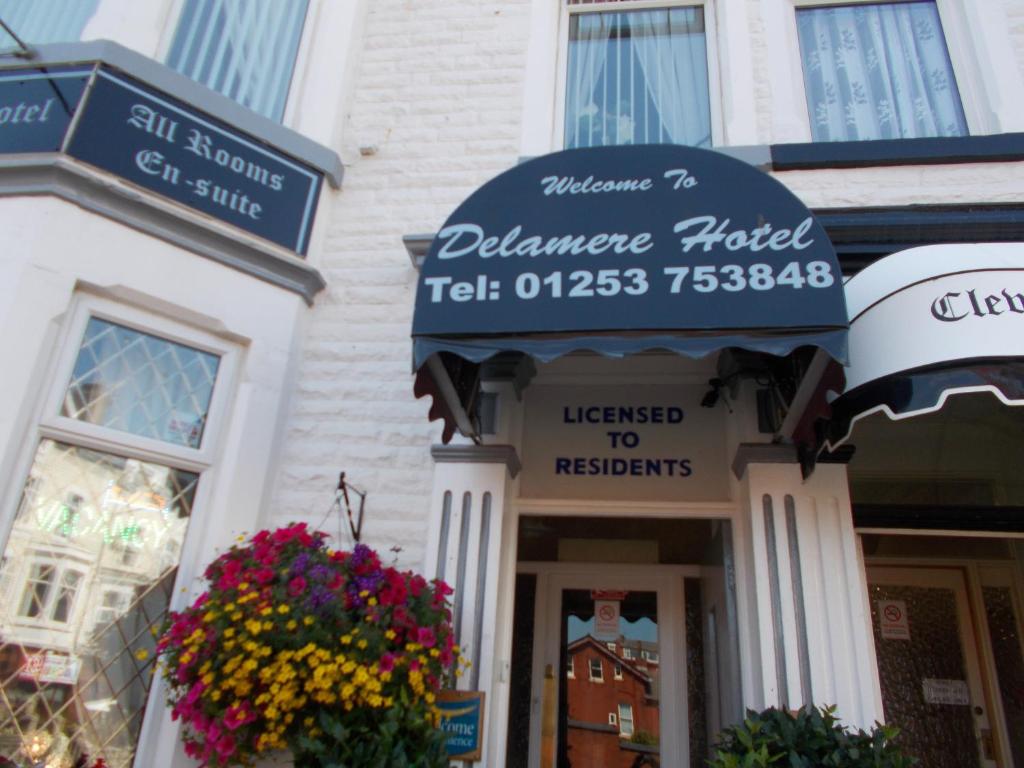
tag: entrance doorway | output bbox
[867,564,1024,768]
[528,567,690,768]
[505,515,739,768]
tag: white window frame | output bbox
[618,702,635,736]
[608,712,618,726]
[36,294,238,474]
[0,291,240,765]
[613,661,623,680]
[552,0,724,151]
[784,0,1015,140]
[93,584,136,630]
[16,557,87,627]
[589,656,604,682]
[566,655,575,678]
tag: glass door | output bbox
[867,567,996,768]
[529,569,687,768]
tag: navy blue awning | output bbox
[411,145,849,443]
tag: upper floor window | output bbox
[564,1,711,149]
[589,656,604,681]
[166,0,309,122]
[0,0,98,48]
[796,1,967,142]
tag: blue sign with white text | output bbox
[0,68,90,154]
[438,691,484,759]
[66,68,321,253]
[413,145,846,338]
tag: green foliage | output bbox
[293,693,449,768]
[629,730,659,746]
[707,705,916,768]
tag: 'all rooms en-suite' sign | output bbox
[520,385,728,502]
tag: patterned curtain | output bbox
[797,1,967,142]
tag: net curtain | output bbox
[797,1,968,142]
[565,7,711,148]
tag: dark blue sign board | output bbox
[0,64,321,254]
[67,69,321,253]
[438,690,484,760]
[0,68,90,153]
[413,145,847,350]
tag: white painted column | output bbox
[732,447,883,729]
[425,443,519,767]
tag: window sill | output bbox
[768,132,1024,172]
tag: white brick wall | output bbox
[271,1,532,571]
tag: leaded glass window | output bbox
[0,440,198,768]
[62,318,220,449]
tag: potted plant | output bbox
[708,705,916,768]
[158,523,459,767]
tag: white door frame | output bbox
[867,565,996,768]
[518,562,700,768]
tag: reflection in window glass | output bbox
[796,1,967,141]
[565,6,710,148]
[618,702,634,736]
[0,439,197,768]
[62,318,220,449]
[0,0,98,47]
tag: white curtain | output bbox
[565,7,710,148]
[0,0,98,46]
[797,2,967,142]
[631,9,710,147]
[565,12,612,148]
[167,0,308,122]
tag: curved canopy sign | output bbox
[411,145,848,440]
[414,145,846,362]
[825,243,1024,451]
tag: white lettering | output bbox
[435,222,653,260]
[540,174,653,196]
[673,215,815,253]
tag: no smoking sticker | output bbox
[594,599,620,641]
[878,599,910,640]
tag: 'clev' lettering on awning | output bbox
[824,243,1024,452]
[411,145,849,442]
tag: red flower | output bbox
[288,576,307,596]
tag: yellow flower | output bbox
[277,604,290,614]
[286,620,297,631]
[135,649,150,661]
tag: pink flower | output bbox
[288,576,307,596]
[416,626,437,648]
[224,702,256,731]
[214,731,237,760]
[380,653,396,673]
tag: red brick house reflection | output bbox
[564,635,660,767]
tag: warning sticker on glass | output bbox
[878,599,910,640]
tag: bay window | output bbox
[0,296,233,768]
[564,0,712,148]
[795,1,968,141]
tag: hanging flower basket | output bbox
[158,523,458,767]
